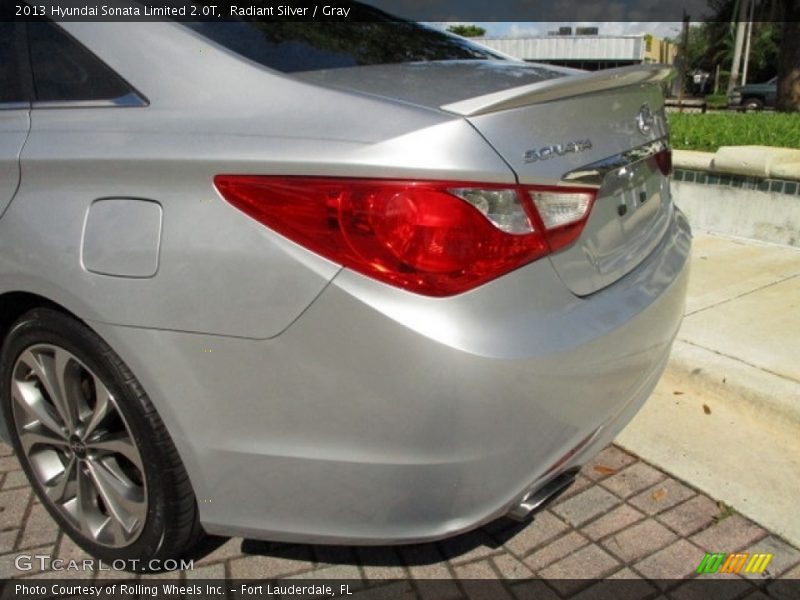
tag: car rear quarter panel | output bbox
[87,209,691,543]
[0,22,516,339]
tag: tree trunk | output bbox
[776,3,800,112]
[727,0,750,96]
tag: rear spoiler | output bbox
[440,64,676,117]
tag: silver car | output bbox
[0,7,690,566]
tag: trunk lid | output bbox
[297,61,675,296]
[457,66,674,296]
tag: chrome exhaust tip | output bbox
[507,469,579,522]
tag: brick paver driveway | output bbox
[1,442,798,596]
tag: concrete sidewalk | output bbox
[617,232,800,547]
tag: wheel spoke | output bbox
[99,515,127,546]
[98,454,138,485]
[75,465,97,538]
[52,348,78,431]
[85,458,145,534]
[19,349,75,432]
[44,456,76,504]
[11,378,67,438]
[88,433,142,469]
[82,376,113,439]
[19,427,69,455]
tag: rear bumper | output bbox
[91,208,691,544]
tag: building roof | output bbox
[476,35,647,62]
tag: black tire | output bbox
[0,308,203,570]
[743,98,764,112]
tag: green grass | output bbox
[704,94,728,109]
[713,501,736,523]
[668,112,800,152]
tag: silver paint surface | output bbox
[0,19,690,543]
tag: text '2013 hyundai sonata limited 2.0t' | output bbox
[0,3,690,566]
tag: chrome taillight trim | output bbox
[562,138,670,186]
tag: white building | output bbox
[476,34,676,71]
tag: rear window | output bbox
[184,7,503,73]
[0,23,26,103]
[27,21,136,103]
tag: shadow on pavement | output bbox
[217,517,530,567]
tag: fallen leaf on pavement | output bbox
[593,465,617,476]
[651,488,667,502]
[703,404,711,415]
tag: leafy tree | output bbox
[676,0,783,94]
[446,24,487,37]
[682,24,712,72]
[747,21,780,79]
[695,0,795,110]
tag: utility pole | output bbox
[727,0,751,95]
[742,0,755,86]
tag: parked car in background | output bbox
[0,4,690,568]
[729,76,777,111]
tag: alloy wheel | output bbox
[10,344,147,548]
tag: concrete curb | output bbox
[672,147,800,247]
[673,150,714,171]
[618,234,800,549]
[616,362,800,548]
[674,147,800,181]
[619,336,800,548]
[665,339,800,429]
[673,181,800,247]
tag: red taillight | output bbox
[655,149,673,177]
[214,176,597,296]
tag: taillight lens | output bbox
[530,190,595,252]
[655,149,673,177]
[449,188,534,234]
[214,176,597,296]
